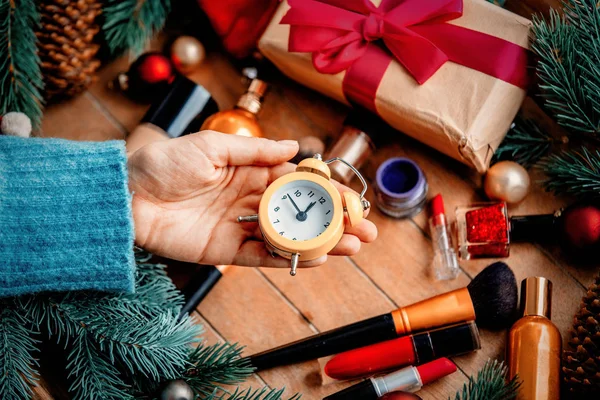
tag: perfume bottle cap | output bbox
[237,79,268,114]
[520,277,552,319]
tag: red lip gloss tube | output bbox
[323,358,457,400]
[325,321,480,381]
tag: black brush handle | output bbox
[178,266,222,319]
[248,313,397,371]
[323,380,378,400]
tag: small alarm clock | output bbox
[238,154,370,276]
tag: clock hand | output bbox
[286,193,302,214]
[303,201,317,214]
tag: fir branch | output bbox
[0,303,40,400]
[185,342,255,397]
[531,2,600,136]
[451,359,520,400]
[66,329,133,400]
[539,146,600,197]
[102,0,171,57]
[0,0,43,126]
[494,116,556,168]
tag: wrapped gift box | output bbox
[258,0,531,172]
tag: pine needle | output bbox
[451,359,520,400]
[539,146,600,197]
[66,330,133,400]
[185,342,255,397]
[3,249,291,399]
[102,0,171,57]
[494,115,555,168]
[0,303,40,400]
[0,0,44,126]
[531,1,600,136]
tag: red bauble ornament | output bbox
[134,53,174,84]
[561,203,600,257]
[124,52,175,102]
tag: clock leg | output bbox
[237,214,258,223]
[290,253,299,276]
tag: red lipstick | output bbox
[429,194,459,280]
[325,321,480,380]
[323,358,457,400]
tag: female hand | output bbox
[128,131,377,269]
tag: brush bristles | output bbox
[467,262,518,330]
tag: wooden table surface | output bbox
[36,1,594,399]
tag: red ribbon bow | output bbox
[281,0,529,112]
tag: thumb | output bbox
[191,131,299,167]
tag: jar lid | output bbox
[374,157,428,218]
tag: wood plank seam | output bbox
[254,267,320,334]
[532,244,589,291]
[193,310,271,389]
[84,92,128,137]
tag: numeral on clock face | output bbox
[318,197,326,205]
[308,191,315,198]
[294,189,301,197]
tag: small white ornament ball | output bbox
[1,112,32,138]
[484,161,531,204]
[171,36,206,75]
[161,380,193,400]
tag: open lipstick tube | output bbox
[325,321,480,380]
[323,358,457,400]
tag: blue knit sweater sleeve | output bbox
[0,136,135,298]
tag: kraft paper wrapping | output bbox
[258,0,531,172]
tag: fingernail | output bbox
[278,140,298,147]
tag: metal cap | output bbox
[237,79,268,114]
[248,79,268,97]
[520,277,552,319]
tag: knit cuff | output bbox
[0,136,135,298]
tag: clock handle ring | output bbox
[325,157,369,209]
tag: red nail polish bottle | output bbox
[456,203,511,259]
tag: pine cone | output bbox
[563,275,600,397]
[37,0,102,100]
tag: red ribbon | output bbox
[281,0,529,112]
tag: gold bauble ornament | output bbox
[170,36,205,75]
[484,161,531,204]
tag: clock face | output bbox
[267,180,334,241]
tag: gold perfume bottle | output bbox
[201,79,267,138]
[508,277,561,400]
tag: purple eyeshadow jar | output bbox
[374,157,428,218]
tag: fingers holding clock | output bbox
[193,131,299,167]
[329,220,378,256]
[344,218,377,243]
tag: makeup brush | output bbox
[246,262,517,371]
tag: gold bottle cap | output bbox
[237,79,268,115]
[520,277,552,319]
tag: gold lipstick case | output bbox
[508,277,561,400]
